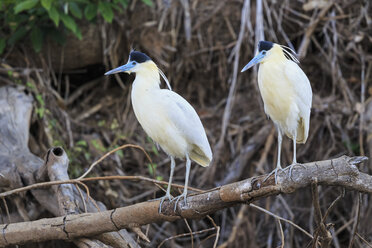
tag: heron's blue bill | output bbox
[104,62,135,75]
[241,51,266,72]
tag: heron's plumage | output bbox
[130,60,212,167]
[105,51,212,211]
[284,60,312,143]
[257,44,312,143]
[241,40,312,183]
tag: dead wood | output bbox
[0,155,369,246]
[45,147,111,248]
[0,86,139,248]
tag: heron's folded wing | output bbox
[284,60,312,110]
[159,90,212,165]
[284,60,313,142]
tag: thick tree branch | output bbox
[0,155,369,246]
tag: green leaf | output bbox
[141,0,153,7]
[48,6,59,26]
[74,26,82,40]
[73,0,89,3]
[26,81,35,89]
[76,140,88,147]
[147,163,157,176]
[36,94,45,106]
[8,27,28,44]
[36,108,45,118]
[98,120,106,127]
[31,27,43,52]
[98,1,114,23]
[60,13,77,33]
[41,0,53,10]
[84,4,97,21]
[14,0,39,14]
[0,38,5,55]
[69,2,82,19]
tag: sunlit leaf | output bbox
[98,1,114,23]
[48,6,59,26]
[69,2,82,19]
[76,140,87,147]
[74,26,82,40]
[141,0,153,7]
[41,0,53,10]
[84,4,97,21]
[14,0,39,14]
[60,13,77,33]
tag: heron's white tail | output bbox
[189,144,212,167]
[296,117,308,144]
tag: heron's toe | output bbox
[173,193,188,211]
[158,194,173,214]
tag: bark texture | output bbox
[0,155,369,246]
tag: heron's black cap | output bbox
[258,41,273,52]
[129,51,151,63]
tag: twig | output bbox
[249,204,314,240]
[311,180,332,248]
[348,193,361,248]
[276,218,284,248]
[157,227,216,248]
[0,175,203,199]
[208,0,251,180]
[356,233,372,248]
[1,198,10,224]
[77,144,153,179]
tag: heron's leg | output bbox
[264,128,282,183]
[166,156,176,199]
[173,154,191,211]
[158,156,175,213]
[285,132,306,179]
[292,132,297,164]
[274,128,283,183]
[288,133,297,178]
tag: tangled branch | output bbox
[0,155,369,246]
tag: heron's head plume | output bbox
[241,41,299,72]
[104,51,172,90]
[104,51,153,75]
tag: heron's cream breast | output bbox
[258,62,295,124]
[131,91,187,158]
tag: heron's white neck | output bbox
[132,61,160,92]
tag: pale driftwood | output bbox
[45,147,110,248]
[0,86,138,248]
[0,155,369,246]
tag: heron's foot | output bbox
[157,193,173,214]
[284,163,306,180]
[263,167,283,184]
[172,192,188,211]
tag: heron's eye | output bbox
[262,51,267,55]
[132,61,136,65]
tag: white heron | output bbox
[241,41,312,183]
[105,51,212,212]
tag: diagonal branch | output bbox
[0,156,369,246]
